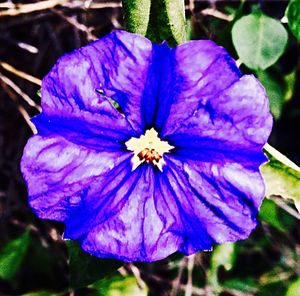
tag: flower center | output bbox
[125,128,174,171]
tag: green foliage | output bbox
[146,0,186,46]
[210,243,236,272]
[261,144,300,210]
[222,278,258,294]
[66,240,123,289]
[286,278,300,296]
[0,230,30,280]
[232,12,288,70]
[91,275,148,296]
[284,71,296,102]
[21,292,57,296]
[259,199,287,232]
[122,0,151,36]
[256,70,287,119]
[122,0,186,46]
[286,0,300,41]
[208,243,236,292]
[256,68,295,120]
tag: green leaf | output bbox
[122,0,151,36]
[286,278,300,296]
[285,0,300,41]
[211,243,236,272]
[208,243,236,292]
[232,12,288,70]
[0,230,30,280]
[259,199,286,232]
[91,275,148,296]
[256,70,287,119]
[146,0,186,46]
[21,292,57,296]
[66,240,123,289]
[261,144,300,211]
[284,71,296,102]
[222,278,258,294]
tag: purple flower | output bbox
[21,30,272,262]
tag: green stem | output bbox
[122,0,151,36]
[122,0,186,46]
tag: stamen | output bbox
[125,128,174,171]
[137,148,162,162]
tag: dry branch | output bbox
[0,0,68,17]
[200,8,233,22]
[0,74,38,134]
[52,8,97,41]
[0,72,41,112]
[0,61,42,86]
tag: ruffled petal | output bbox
[155,40,241,132]
[163,75,272,160]
[32,111,133,152]
[162,155,264,253]
[21,134,131,221]
[64,165,180,262]
[157,41,272,161]
[66,163,198,262]
[70,149,265,261]
[41,30,155,134]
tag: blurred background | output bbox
[0,0,299,295]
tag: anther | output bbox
[125,128,174,171]
[137,148,162,163]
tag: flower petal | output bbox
[64,165,181,262]
[66,163,206,262]
[69,151,264,261]
[155,40,241,132]
[21,134,131,221]
[163,75,273,163]
[163,155,264,252]
[41,30,155,134]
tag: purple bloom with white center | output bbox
[21,30,273,262]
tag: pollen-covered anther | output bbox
[125,128,174,171]
[137,148,162,163]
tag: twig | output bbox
[0,36,39,54]
[179,284,206,296]
[171,257,186,296]
[0,61,42,86]
[52,8,97,41]
[264,143,300,172]
[88,2,122,10]
[118,266,128,276]
[188,0,195,14]
[0,72,41,112]
[185,254,195,296]
[111,14,122,29]
[200,8,233,22]
[281,16,288,24]
[17,42,39,54]
[0,2,15,9]
[129,264,146,290]
[0,0,68,17]
[0,77,37,134]
[39,0,122,10]
[236,59,242,68]
[222,288,254,296]
[271,196,300,220]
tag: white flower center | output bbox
[125,128,174,171]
